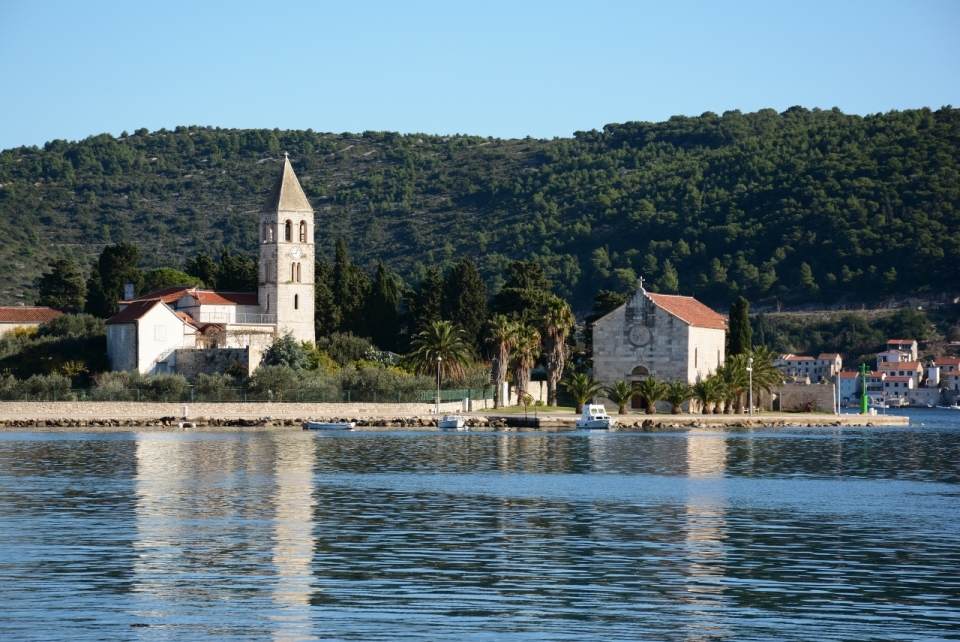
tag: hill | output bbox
[1,106,957,310]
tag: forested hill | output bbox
[1,106,957,310]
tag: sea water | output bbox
[1,409,958,640]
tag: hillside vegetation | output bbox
[1,106,957,309]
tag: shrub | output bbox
[317,332,373,366]
[194,373,239,402]
[248,364,299,400]
[260,333,310,371]
[37,314,106,339]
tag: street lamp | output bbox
[436,356,442,415]
[747,357,754,417]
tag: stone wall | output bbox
[774,384,837,412]
[175,348,250,379]
[0,400,464,418]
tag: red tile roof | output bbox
[0,307,64,324]
[887,339,917,344]
[645,293,727,330]
[837,372,860,378]
[935,358,960,366]
[124,287,258,307]
[818,353,841,359]
[787,356,816,361]
[106,300,163,324]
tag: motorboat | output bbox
[177,421,196,429]
[576,404,616,430]
[303,420,355,431]
[950,404,960,410]
[438,414,467,430]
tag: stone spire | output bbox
[259,153,313,213]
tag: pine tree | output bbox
[217,249,257,291]
[362,261,399,351]
[402,267,444,338]
[36,259,87,309]
[184,252,220,289]
[83,243,142,318]
[728,296,753,356]
[441,258,488,350]
[331,238,370,335]
[490,261,553,320]
[314,260,339,340]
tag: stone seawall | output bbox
[0,401,465,421]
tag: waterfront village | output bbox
[0,158,955,415]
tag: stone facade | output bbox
[0,401,464,418]
[174,348,251,379]
[592,285,727,409]
[774,384,837,412]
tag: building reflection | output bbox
[268,436,316,641]
[682,428,731,637]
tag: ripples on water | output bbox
[1,410,958,640]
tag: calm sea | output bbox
[1,409,958,640]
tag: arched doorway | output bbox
[630,365,650,409]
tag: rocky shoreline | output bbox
[0,413,909,430]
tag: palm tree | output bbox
[693,377,714,414]
[410,320,474,380]
[666,380,694,414]
[747,346,785,411]
[605,380,637,415]
[717,354,749,413]
[486,315,518,408]
[542,297,575,407]
[509,323,541,405]
[562,372,606,413]
[636,377,668,414]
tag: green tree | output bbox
[314,260,339,340]
[141,267,204,294]
[362,261,400,351]
[561,372,606,413]
[84,243,142,318]
[409,320,474,380]
[332,238,370,334]
[216,249,257,291]
[728,296,753,356]
[799,262,819,297]
[636,377,668,414]
[441,258,488,350]
[485,314,518,408]
[402,267,444,343]
[509,323,541,405]
[657,259,679,293]
[260,333,310,371]
[184,252,220,289]
[36,259,87,309]
[316,332,373,366]
[604,380,637,414]
[665,380,694,414]
[490,261,553,320]
[542,296,574,406]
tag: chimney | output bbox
[124,283,134,300]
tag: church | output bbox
[105,155,315,374]
[591,281,727,409]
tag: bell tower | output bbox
[258,153,315,343]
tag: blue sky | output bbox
[1,0,958,150]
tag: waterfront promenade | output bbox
[0,401,908,428]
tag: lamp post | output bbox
[747,357,754,417]
[436,356,442,415]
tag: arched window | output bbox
[269,223,275,242]
[262,221,267,243]
[284,220,292,242]
[294,294,299,310]
[266,293,270,312]
[299,221,307,243]
[291,263,296,282]
[718,350,721,367]
[296,262,301,282]
[695,348,698,368]
[631,366,650,376]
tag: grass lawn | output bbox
[488,405,576,414]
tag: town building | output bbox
[0,307,63,334]
[882,376,914,403]
[592,282,727,410]
[836,371,860,404]
[886,339,918,361]
[864,373,886,405]
[934,357,960,374]
[105,155,316,374]
[877,361,924,387]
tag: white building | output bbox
[105,155,317,374]
[885,339,918,361]
[592,282,727,410]
[836,371,860,404]
[877,361,923,387]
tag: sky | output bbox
[1,0,958,150]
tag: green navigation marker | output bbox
[859,362,873,414]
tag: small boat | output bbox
[303,420,355,431]
[576,404,616,430]
[178,421,196,429]
[438,414,466,430]
[950,404,960,411]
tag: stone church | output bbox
[106,155,316,374]
[592,282,727,409]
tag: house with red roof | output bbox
[592,281,727,410]
[0,307,63,334]
[105,156,317,374]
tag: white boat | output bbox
[303,420,355,431]
[177,421,196,429]
[950,404,960,410]
[576,404,616,430]
[438,415,466,430]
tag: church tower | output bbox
[258,154,315,344]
